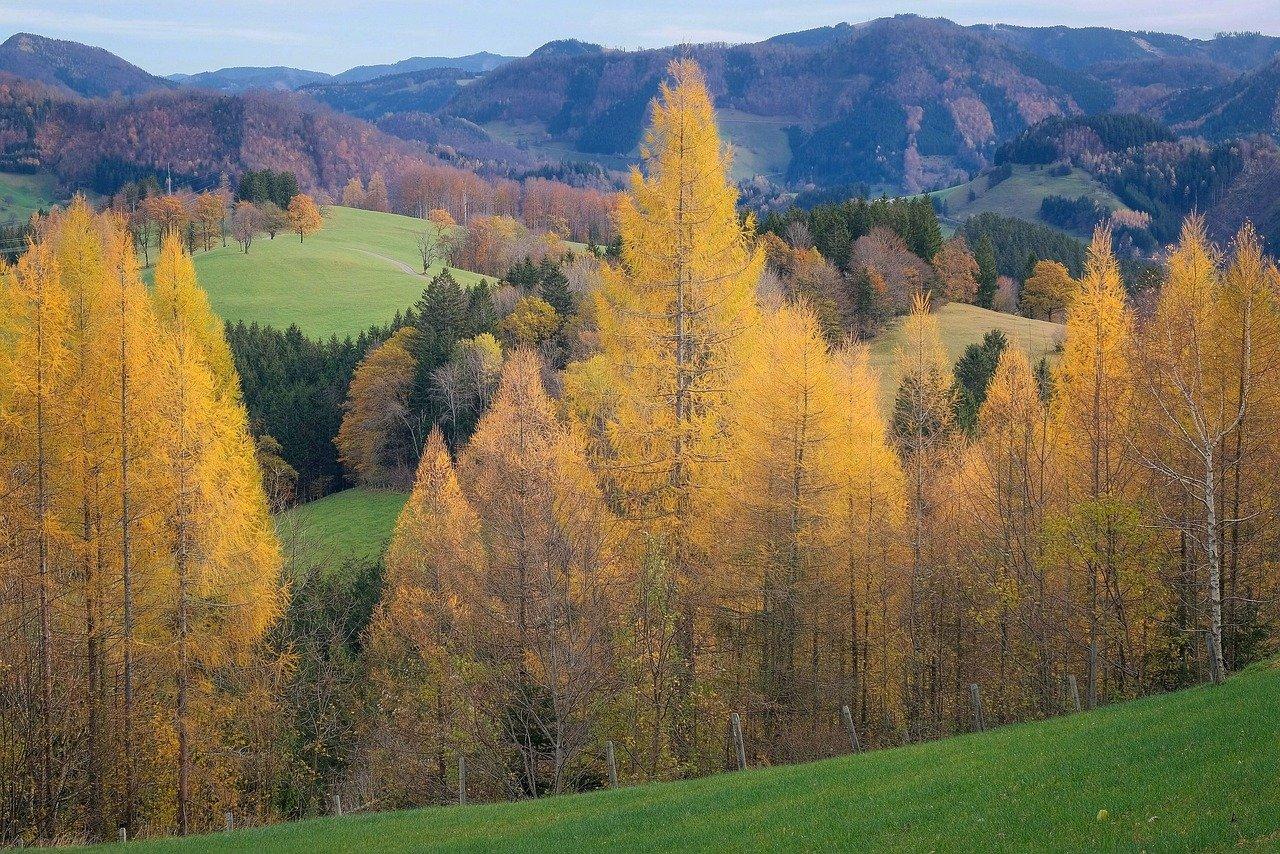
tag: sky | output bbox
[1,0,1278,75]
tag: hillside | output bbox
[276,487,408,574]
[192,205,487,337]
[0,169,63,221]
[972,24,1280,71]
[932,164,1127,238]
[302,68,478,121]
[332,52,515,83]
[170,66,331,93]
[440,15,1115,192]
[0,32,171,98]
[1162,55,1280,140]
[869,303,1063,409]
[78,659,1280,851]
[0,79,446,196]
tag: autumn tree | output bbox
[460,351,618,796]
[1050,227,1144,707]
[1020,260,1074,320]
[573,59,763,772]
[335,327,421,487]
[288,193,324,243]
[933,236,979,304]
[231,201,261,253]
[1132,219,1280,682]
[365,427,486,805]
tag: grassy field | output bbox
[716,109,795,182]
[191,206,489,337]
[931,164,1127,238]
[0,170,71,222]
[79,659,1280,851]
[868,302,1064,409]
[275,487,408,575]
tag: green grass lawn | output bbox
[0,170,71,223]
[275,487,408,576]
[78,659,1280,851]
[868,302,1064,410]
[191,206,489,337]
[932,164,1127,238]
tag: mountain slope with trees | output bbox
[0,32,172,98]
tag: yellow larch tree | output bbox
[889,292,959,738]
[961,347,1057,717]
[712,302,841,760]
[1050,227,1146,707]
[1132,219,1280,683]
[580,59,763,771]
[460,350,617,797]
[367,426,486,806]
[826,341,906,743]
[0,235,72,841]
[153,231,283,833]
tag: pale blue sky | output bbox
[1,1,1276,75]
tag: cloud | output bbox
[0,6,314,46]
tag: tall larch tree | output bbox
[714,303,842,760]
[962,347,1057,716]
[1132,220,1280,683]
[460,350,618,798]
[0,235,72,841]
[366,426,486,806]
[153,231,283,833]
[584,59,763,771]
[827,342,906,741]
[1050,227,1144,707]
[890,293,959,739]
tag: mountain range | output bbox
[2,17,1280,199]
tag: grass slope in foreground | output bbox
[192,206,487,338]
[275,487,408,575]
[81,660,1280,851]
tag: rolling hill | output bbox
[0,169,65,221]
[301,68,479,121]
[331,52,515,84]
[169,66,332,93]
[0,32,171,98]
[190,205,488,337]
[77,658,1280,851]
[440,16,1115,193]
[868,303,1063,410]
[1162,55,1280,141]
[932,164,1127,238]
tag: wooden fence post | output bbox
[605,740,618,788]
[458,756,467,805]
[730,712,746,771]
[1067,674,1081,713]
[331,793,342,817]
[841,704,862,753]
[969,683,985,732]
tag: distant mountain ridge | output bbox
[0,32,172,98]
[169,66,331,93]
[330,51,515,83]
